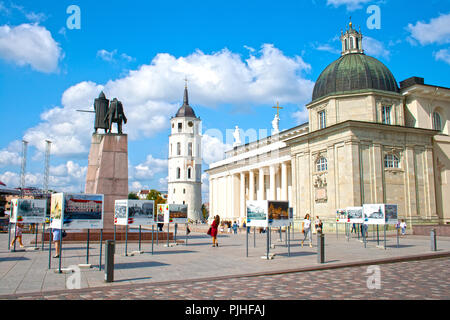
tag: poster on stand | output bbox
[115,200,155,226]
[50,193,104,229]
[336,209,347,223]
[346,207,364,223]
[246,200,268,227]
[363,204,385,225]
[157,204,188,224]
[10,199,47,224]
[268,201,291,227]
[384,204,398,225]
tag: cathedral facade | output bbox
[207,23,450,227]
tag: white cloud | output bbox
[407,13,450,46]
[434,48,450,65]
[202,133,232,165]
[364,36,390,59]
[292,107,309,125]
[97,49,135,63]
[315,43,340,55]
[0,23,62,73]
[0,140,22,167]
[133,155,168,180]
[21,44,314,158]
[326,0,371,11]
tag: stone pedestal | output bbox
[85,134,128,231]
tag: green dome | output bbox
[312,53,399,102]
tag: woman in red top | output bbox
[210,215,220,247]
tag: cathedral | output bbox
[207,22,450,227]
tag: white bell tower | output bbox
[167,83,203,221]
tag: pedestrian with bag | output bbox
[208,215,220,247]
[11,222,25,248]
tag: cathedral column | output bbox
[209,178,214,217]
[269,165,277,201]
[258,168,265,200]
[240,172,246,223]
[281,162,288,201]
[249,170,255,201]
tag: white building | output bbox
[207,22,450,227]
[167,85,203,221]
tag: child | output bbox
[11,223,24,248]
[400,219,407,236]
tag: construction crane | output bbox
[20,140,28,198]
[44,140,52,197]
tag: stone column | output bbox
[240,172,246,222]
[281,162,288,201]
[258,168,265,201]
[249,170,255,201]
[269,165,277,201]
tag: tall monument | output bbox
[167,83,203,221]
[85,92,128,231]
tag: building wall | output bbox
[289,122,439,225]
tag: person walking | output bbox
[351,223,356,234]
[314,216,323,234]
[11,223,24,248]
[232,221,238,234]
[400,219,407,236]
[301,214,313,248]
[52,228,62,258]
[210,215,220,247]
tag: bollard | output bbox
[317,233,325,264]
[105,240,115,283]
[431,229,437,252]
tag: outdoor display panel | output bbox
[363,204,386,225]
[157,204,188,224]
[114,200,155,226]
[384,204,398,225]
[10,199,47,224]
[268,201,291,227]
[50,193,104,230]
[346,207,364,223]
[246,200,291,227]
[336,209,347,223]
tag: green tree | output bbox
[128,192,139,200]
[146,189,166,207]
[201,204,209,221]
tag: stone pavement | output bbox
[0,227,449,299]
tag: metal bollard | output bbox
[431,229,437,252]
[317,233,325,264]
[105,240,115,283]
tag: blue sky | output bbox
[0,0,449,201]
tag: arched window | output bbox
[188,142,193,157]
[187,167,192,179]
[316,157,328,172]
[432,111,442,132]
[177,143,181,156]
[384,154,400,168]
[176,168,181,179]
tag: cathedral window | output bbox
[382,106,391,124]
[187,167,192,179]
[318,110,326,129]
[316,157,328,172]
[177,168,181,179]
[188,142,193,157]
[384,154,400,168]
[432,111,442,132]
[178,122,183,132]
[177,143,181,156]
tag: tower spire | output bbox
[340,20,364,56]
[183,77,189,106]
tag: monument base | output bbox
[85,133,128,232]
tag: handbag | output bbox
[207,227,212,236]
[62,230,67,238]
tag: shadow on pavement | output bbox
[276,252,316,258]
[0,256,31,262]
[115,261,169,270]
[113,276,153,283]
[152,250,197,255]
